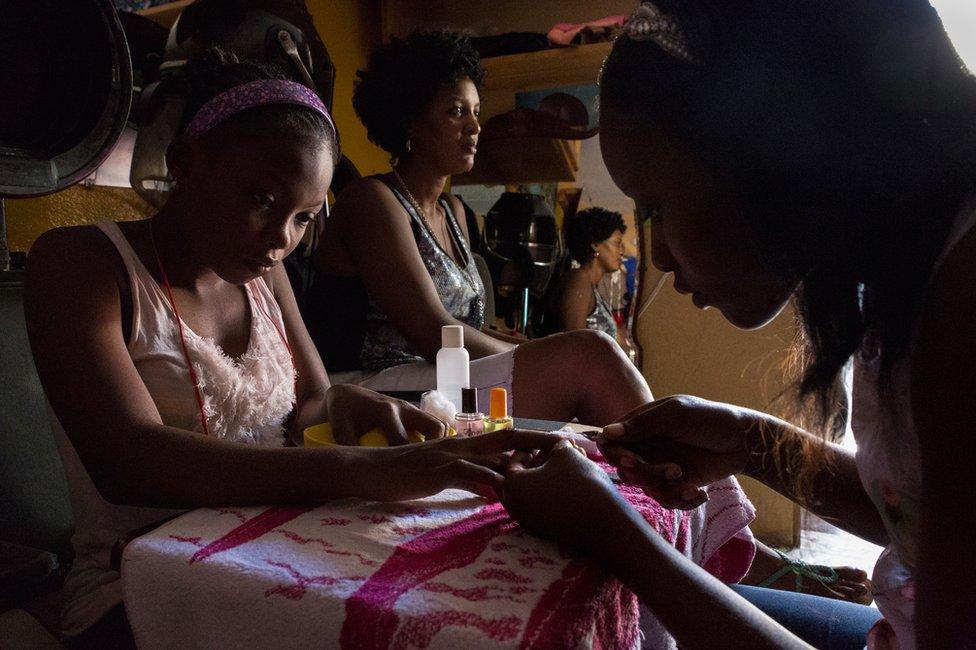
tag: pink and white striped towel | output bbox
[122,475,754,649]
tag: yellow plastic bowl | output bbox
[358,429,389,447]
[303,423,431,447]
[304,422,337,447]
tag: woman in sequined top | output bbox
[308,31,653,425]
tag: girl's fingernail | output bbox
[619,455,636,468]
[602,423,624,438]
[665,465,682,480]
[682,486,699,500]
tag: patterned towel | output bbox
[122,476,754,649]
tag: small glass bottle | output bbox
[455,387,485,436]
[485,387,513,433]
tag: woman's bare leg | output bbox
[511,330,652,425]
[742,540,872,604]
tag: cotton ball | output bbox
[421,390,457,428]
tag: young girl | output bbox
[503,1,976,648]
[25,50,558,646]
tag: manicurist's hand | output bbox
[598,395,759,509]
[358,428,565,501]
[325,383,447,445]
[500,440,634,554]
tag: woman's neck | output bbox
[393,156,449,216]
[584,259,605,286]
[149,204,223,293]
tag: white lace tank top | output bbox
[53,220,295,636]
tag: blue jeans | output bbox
[730,584,882,650]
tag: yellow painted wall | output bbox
[4,0,387,254]
[636,247,801,546]
[4,187,152,254]
[306,0,388,176]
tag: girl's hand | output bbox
[598,395,759,509]
[360,429,565,501]
[500,440,633,553]
[325,383,447,445]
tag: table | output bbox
[121,451,756,649]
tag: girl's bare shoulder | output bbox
[28,223,126,285]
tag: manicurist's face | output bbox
[600,104,794,329]
[408,77,481,174]
[173,130,334,284]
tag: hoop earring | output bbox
[405,138,412,153]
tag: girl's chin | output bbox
[723,300,790,331]
[216,266,260,286]
[454,156,476,174]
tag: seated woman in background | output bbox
[306,30,650,426]
[554,207,627,340]
[25,50,560,647]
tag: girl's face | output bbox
[408,77,481,174]
[172,129,334,285]
[593,229,625,274]
[600,105,795,329]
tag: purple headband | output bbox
[185,79,336,139]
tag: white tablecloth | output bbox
[122,475,755,649]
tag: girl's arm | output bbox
[333,178,512,361]
[599,397,887,545]
[743,421,887,545]
[262,263,330,443]
[503,443,811,649]
[909,228,976,648]
[603,499,808,649]
[25,226,552,508]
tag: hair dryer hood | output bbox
[484,192,561,267]
[129,0,338,208]
[0,0,132,198]
[484,192,563,297]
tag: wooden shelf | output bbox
[453,138,579,186]
[137,0,194,28]
[480,42,613,96]
[474,41,611,130]
[454,44,609,186]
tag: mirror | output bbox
[452,83,643,368]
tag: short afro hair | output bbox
[353,31,485,158]
[566,207,627,265]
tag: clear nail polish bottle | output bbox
[455,387,485,436]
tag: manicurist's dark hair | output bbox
[601,0,976,448]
